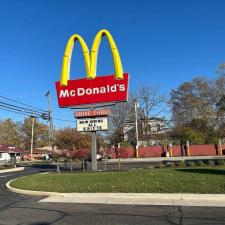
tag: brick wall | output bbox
[110,144,225,158]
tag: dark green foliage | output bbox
[176,160,185,168]
[0,119,20,147]
[205,159,215,166]
[215,159,225,166]
[186,161,196,167]
[170,71,225,144]
[196,160,205,166]
[22,117,49,149]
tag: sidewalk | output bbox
[39,193,225,207]
[0,167,24,174]
[107,155,225,163]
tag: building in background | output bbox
[123,117,170,146]
[0,144,24,161]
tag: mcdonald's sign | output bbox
[55,29,129,108]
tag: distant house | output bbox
[123,117,170,146]
[0,144,25,161]
[30,146,54,160]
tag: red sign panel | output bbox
[74,109,111,118]
[55,73,129,108]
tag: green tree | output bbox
[21,117,49,150]
[169,68,225,144]
[170,77,214,126]
[55,127,91,151]
[0,119,20,147]
[55,127,91,171]
[171,125,204,144]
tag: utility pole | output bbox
[46,90,54,153]
[30,114,35,161]
[134,99,139,158]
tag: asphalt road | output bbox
[0,164,225,225]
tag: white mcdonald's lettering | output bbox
[78,84,117,96]
[70,90,76,96]
[59,90,69,98]
[59,84,125,98]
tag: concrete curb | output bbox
[0,167,24,174]
[6,178,63,196]
[39,193,225,207]
[6,172,58,196]
[6,177,225,207]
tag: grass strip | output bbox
[10,166,225,193]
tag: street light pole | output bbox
[134,99,139,157]
[30,114,35,161]
[46,90,54,153]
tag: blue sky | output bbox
[0,0,225,127]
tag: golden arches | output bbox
[90,29,123,80]
[60,34,91,86]
[60,29,123,86]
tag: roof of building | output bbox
[0,144,25,153]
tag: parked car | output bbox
[97,154,103,161]
[85,154,103,162]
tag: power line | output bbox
[52,117,76,123]
[0,102,44,116]
[0,95,76,123]
[0,95,46,113]
[0,101,76,123]
[0,101,45,119]
[0,106,32,117]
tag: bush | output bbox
[117,147,130,158]
[196,160,205,166]
[74,149,89,159]
[205,159,215,166]
[215,159,225,166]
[120,141,131,147]
[186,161,196,167]
[176,160,185,168]
[166,162,176,168]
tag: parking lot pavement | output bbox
[1,164,225,224]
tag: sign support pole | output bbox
[91,130,97,172]
[91,107,97,172]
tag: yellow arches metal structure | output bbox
[60,29,124,86]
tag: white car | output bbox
[96,154,103,161]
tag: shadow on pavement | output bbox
[176,168,225,175]
[26,223,50,225]
[29,164,56,170]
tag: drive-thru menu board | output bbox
[77,117,108,132]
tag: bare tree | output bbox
[107,101,134,145]
[136,85,167,144]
